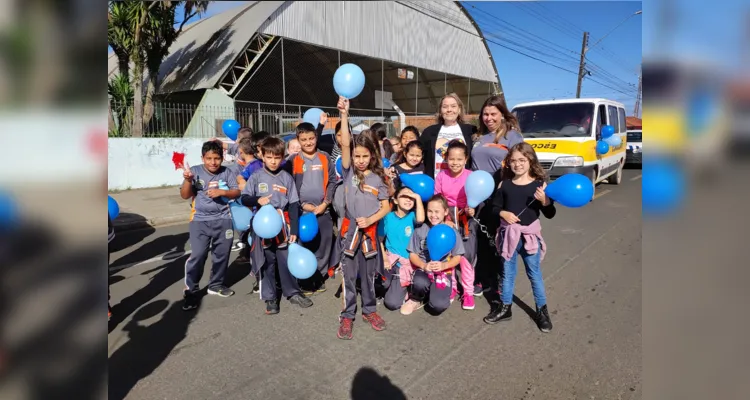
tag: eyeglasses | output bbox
[509,158,528,165]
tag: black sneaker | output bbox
[315,281,327,293]
[483,303,512,324]
[473,284,484,297]
[265,300,280,315]
[182,292,199,311]
[251,279,260,294]
[207,285,235,297]
[289,293,313,308]
[535,305,553,333]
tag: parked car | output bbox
[626,129,642,165]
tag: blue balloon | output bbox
[229,202,254,232]
[426,224,456,261]
[288,243,317,279]
[298,212,319,243]
[0,190,18,228]
[335,156,343,177]
[382,157,391,168]
[596,140,610,155]
[604,134,622,147]
[333,63,366,99]
[252,204,283,239]
[643,160,685,215]
[544,174,594,208]
[601,125,615,139]
[399,173,434,202]
[108,195,120,220]
[222,119,240,141]
[545,173,594,208]
[465,170,494,208]
[303,108,323,126]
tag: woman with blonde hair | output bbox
[418,93,478,179]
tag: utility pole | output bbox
[634,67,642,117]
[576,32,589,98]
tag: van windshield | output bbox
[514,103,595,138]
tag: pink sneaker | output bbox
[462,294,475,310]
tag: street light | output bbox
[586,10,643,53]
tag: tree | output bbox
[107,1,209,137]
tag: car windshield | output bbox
[514,103,595,138]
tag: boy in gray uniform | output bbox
[287,122,337,294]
[240,137,313,315]
[180,141,241,311]
[402,195,465,316]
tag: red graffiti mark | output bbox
[88,128,107,159]
[172,152,186,170]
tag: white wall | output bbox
[108,138,237,190]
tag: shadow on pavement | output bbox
[108,299,199,400]
[108,254,190,333]
[110,232,189,271]
[350,367,407,400]
[512,294,537,320]
[109,214,156,253]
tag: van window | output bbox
[596,104,607,139]
[514,102,595,138]
[607,105,619,133]
[618,108,627,133]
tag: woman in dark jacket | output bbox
[419,93,478,179]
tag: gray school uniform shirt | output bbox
[298,153,329,206]
[470,130,524,175]
[189,165,239,221]
[407,223,465,262]
[242,168,299,210]
[342,165,390,221]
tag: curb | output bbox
[113,215,187,233]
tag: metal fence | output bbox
[108,100,417,138]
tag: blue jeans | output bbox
[500,237,547,308]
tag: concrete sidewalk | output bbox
[110,186,191,232]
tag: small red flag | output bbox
[172,152,186,170]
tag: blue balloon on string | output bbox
[643,159,685,215]
[601,125,615,139]
[108,195,120,220]
[303,108,323,126]
[382,158,391,168]
[335,156,343,177]
[229,202,254,232]
[223,119,240,141]
[298,212,319,243]
[465,170,494,208]
[333,64,366,99]
[544,173,593,208]
[426,224,456,261]
[400,173,434,202]
[0,190,18,229]
[288,243,317,279]
[596,140,610,155]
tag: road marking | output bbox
[629,174,642,181]
[593,189,612,199]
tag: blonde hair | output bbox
[436,93,466,126]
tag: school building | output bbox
[107,1,502,138]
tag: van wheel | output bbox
[608,162,624,185]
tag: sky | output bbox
[110,1,643,114]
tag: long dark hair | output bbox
[478,95,521,143]
[358,128,382,160]
[353,130,393,196]
[396,140,424,165]
[501,142,546,182]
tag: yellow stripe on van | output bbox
[642,108,686,151]
[525,138,625,162]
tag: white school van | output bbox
[511,98,628,191]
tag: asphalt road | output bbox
[108,168,642,400]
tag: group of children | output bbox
[179,96,556,340]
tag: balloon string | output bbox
[516,198,536,218]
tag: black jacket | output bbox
[418,123,478,178]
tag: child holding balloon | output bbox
[289,122,337,295]
[484,142,556,332]
[434,140,479,310]
[401,194,465,315]
[240,137,314,315]
[379,186,425,311]
[390,140,424,189]
[180,141,242,311]
[335,96,391,340]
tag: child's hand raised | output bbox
[337,97,349,114]
[465,207,475,217]
[534,182,549,205]
[182,167,194,181]
[319,112,328,125]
